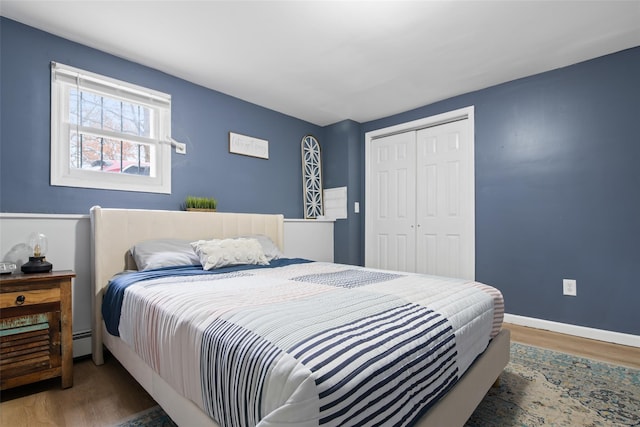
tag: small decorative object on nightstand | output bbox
[21,232,53,274]
[0,262,17,275]
[0,270,75,390]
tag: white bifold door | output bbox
[366,118,474,280]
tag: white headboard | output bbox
[90,206,284,364]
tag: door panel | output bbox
[419,233,438,274]
[369,132,417,272]
[375,234,389,269]
[446,160,460,217]
[416,120,474,279]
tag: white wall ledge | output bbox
[1,213,337,222]
[285,218,336,223]
[0,212,90,219]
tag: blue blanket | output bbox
[102,258,312,336]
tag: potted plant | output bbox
[184,195,217,212]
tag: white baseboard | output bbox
[504,313,640,348]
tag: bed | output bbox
[91,206,510,427]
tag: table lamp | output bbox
[21,232,53,273]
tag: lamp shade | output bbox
[21,232,53,274]
[29,232,49,257]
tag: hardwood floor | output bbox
[0,353,156,427]
[506,323,640,369]
[1,324,638,426]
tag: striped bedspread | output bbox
[110,261,504,427]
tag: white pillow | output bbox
[191,238,268,270]
[241,234,283,261]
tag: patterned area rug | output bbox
[117,343,639,427]
[112,405,176,427]
[466,342,640,426]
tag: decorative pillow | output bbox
[241,234,284,261]
[131,239,201,271]
[191,238,268,270]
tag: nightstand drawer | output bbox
[0,288,60,309]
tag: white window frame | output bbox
[51,62,172,194]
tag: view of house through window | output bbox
[69,88,153,176]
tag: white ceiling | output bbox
[2,1,640,126]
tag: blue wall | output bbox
[324,120,363,266]
[0,18,323,217]
[2,18,639,335]
[361,47,640,335]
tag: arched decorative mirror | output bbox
[301,135,323,219]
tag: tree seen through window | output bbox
[69,89,152,175]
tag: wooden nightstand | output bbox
[0,270,75,390]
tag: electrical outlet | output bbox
[563,279,577,296]
[354,202,360,213]
[175,142,187,154]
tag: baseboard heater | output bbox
[72,330,92,358]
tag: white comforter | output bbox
[115,261,503,427]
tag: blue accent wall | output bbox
[324,120,363,266]
[361,47,640,335]
[0,18,322,216]
[2,17,639,336]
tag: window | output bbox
[51,62,172,193]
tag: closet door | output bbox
[416,119,474,279]
[368,131,417,272]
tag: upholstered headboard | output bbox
[90,206,284,364]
